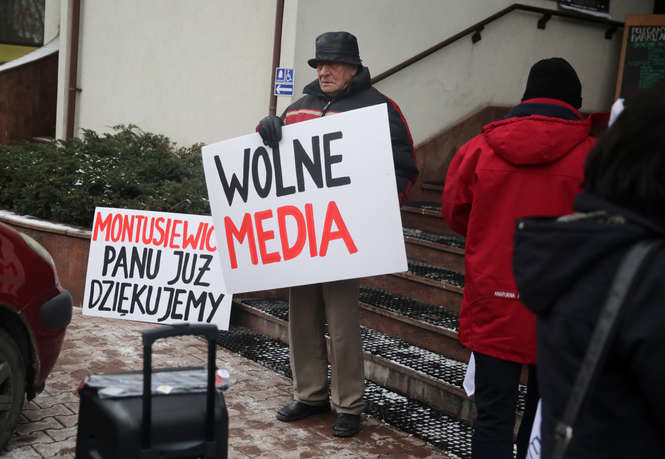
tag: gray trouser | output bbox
[288,278,365,414]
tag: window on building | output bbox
[0,0,45,65]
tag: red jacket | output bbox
[441,98,596,364]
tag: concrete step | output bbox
[420,181,444,202]
[215,324,474,459]
[228,297,475,422]
[358,285,469,362]
[403,227,465,274]
[237,257,465,314]
[364,259,464,313]
[236,284,469,362]
[401,201,455,235]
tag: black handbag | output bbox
[552,239,664,459]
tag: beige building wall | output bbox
[55,0,654,147]
[57,0,276,146]
[44,0,61,43]
[279,0,654,144]
[55,0,72,140]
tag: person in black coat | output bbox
[512,82,665,458]
[256,31,418,438]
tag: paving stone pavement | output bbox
[1,308,451,458]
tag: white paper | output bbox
[83,208,232,329]
[202,104,407,294]
[526,399,543,459]
[609,98,625,127]
[463,352,475,396]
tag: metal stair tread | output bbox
[240,297,468,391]
[400,201,456,235]
[236,297,527,410]
[358,285,459,334]
[239,285,461,334]
[406,259,465,288]
[215,325,474,459]
[404,227,465,249]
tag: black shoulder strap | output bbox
[552,239,664,459]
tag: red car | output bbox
[0,221,72,448]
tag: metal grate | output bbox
[240,297,525,414]
[359,285,459,332]
[216,325,292,378]
[361,327,468,387]
[244,287,460,333]
[243,298,289,321]
[242,298,467,390]
[408,260,465,288]
[216,325,473,458]
[403,227,465,249]
[365,382,472,458]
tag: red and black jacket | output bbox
[281,67,418,202]
[442,98,597,364]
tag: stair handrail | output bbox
[371,3,624,84]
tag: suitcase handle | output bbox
[141,323,218,453]
[142,323,218,346]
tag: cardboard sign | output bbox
[83,208,232,329]
[526,400,543,459]
[463,353,475,396]
[202,104,407,294]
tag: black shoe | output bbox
[276,401,330,422]
[332,413,361,437]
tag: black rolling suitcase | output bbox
[75,324,228,458]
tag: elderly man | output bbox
[258,31,418,437]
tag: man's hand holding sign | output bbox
[202,103,408,293]
[205,30,418,438]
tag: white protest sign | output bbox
[526,400,543,459]
[463,352,476,396]
[83,208,232,329]
[202,103,407,294]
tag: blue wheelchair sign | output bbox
[274,67,294,96]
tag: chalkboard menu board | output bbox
[616,15,665,99]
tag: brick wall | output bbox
[0,52,58,144]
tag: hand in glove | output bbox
[258,115,283,149]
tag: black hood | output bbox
[303,66,371,99]
[513,192,664,315]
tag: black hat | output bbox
[308,31,362,68]
[522,57,582,109]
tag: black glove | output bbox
[258,115,283,149]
